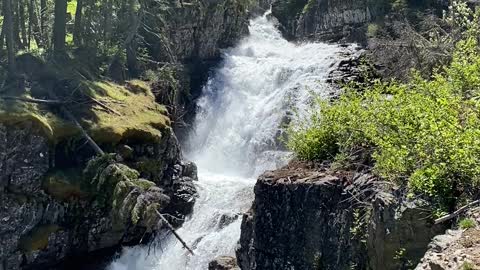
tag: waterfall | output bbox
[107,13,349,270]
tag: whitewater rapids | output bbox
[107,12,349,270]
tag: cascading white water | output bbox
[107,13,349,270]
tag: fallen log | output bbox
[434,200,480,224]
[0,95,66,105]
[47,89,105,156]
[155,209,195,255]
[88,96,122,116]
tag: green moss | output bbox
[132,178,156,191]
[462,262,476,270]
[126,80,153,96]
[0,99,77,142]
[18,225,61,252]
[367,23,380,38]
[43,168,89,201]
[0,78,169,148]
[82,80,170,144]
[302,0,316,14]
[134,159,162,179]
[85,155,161,228]
[143,202,162,230]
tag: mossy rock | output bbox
[134,158,163,181]
[18,225,61,252]
[1,61,170,147]
[85,155,166,229]
[126,80,153,96]
[0,100,78,143]
[131,178,156,191]
[42,168,89,202]
[82,80,170,145]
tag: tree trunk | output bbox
[3,0,16,75]
[73,0,83,46]
[53,0,67,56]
[40,0,47,46]
[125,0,140,77]
[19,0,28,49]
[32,0,44,48]
[28,0,34,48]
[13,0,24,49]
[103,0,113,50]
[0,20,6,51]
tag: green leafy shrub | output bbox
[289,36,480,201]
[459,218,476,229]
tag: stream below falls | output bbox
[107,12,350,270]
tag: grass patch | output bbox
[459,218,477,229]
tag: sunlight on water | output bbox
[107,12,350,270]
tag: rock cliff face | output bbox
[271,0,388,42]
[0,122,196,270]
[270,0,450,43]
[141,0,252,137]
[237,162,447,270]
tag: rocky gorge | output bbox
[2,0,479,269]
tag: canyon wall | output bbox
[0,1,252,269]
[236,162,447,270]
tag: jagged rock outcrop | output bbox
[237,162,447,270]
[0,121,197,270]
[142,0,253,137]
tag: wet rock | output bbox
[368,193,447,270]
[218,213,240,229]
[143,0,252,139]
[209,256,240,270]
[182,161,199,181]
